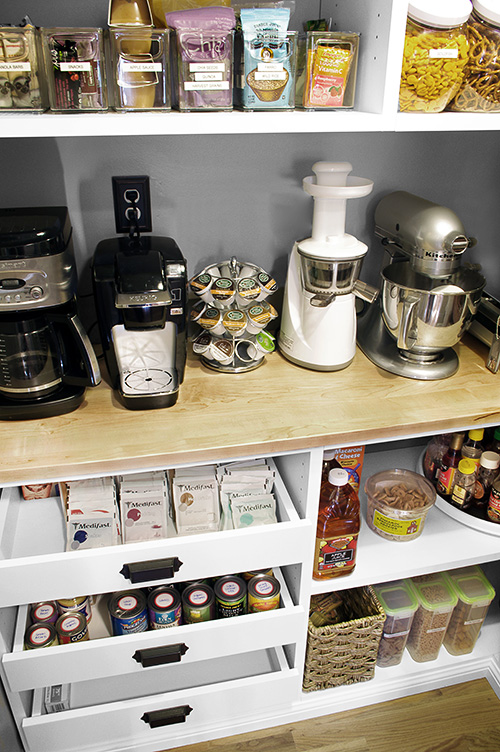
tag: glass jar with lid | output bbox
[399,0,472,112]
[449,0,500,111]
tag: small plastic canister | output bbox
[406,572,458,662]
[443,565,496,655]
[451,0,500,111]
[373,579,419,667]
[399,0,471,112]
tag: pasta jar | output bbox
[399,0,471,112]
[450,0,500,111]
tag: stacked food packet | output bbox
[61,477,121,550]
[118,471,169,543]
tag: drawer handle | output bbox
[141,705,192,728]
[133,643,189,667]
[120,557,183,583]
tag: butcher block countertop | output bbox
[2,335,500,486]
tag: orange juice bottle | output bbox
[313,468,360,580]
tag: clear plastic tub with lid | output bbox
[399,0,471,112]
[373,579,419,667]
[443,565,496,655]
[406,572,458,662]
[450,0,500,111]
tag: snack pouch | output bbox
[305,37,353,108]
[165,6,236,110]
[240,7,294,109]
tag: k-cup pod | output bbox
[198,307,225,335]
[219,263,233,279]
[211,277,235,306]
[239,263,257,278]
[192,330,212,355]
[255,330,276,353]
[256,271,278,301]
[190,273,214,302]
[261,300,278,320]
[237,277,261,304]
[210,338,234,365]
[235,339,261,363]
[222,309,247,338]
[190,299,207,322]
[206,265,221,277]
[246,305,271,334]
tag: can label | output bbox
[109,593,148,635]
[488,484,500,522]
[314,534,358,573]
[215,580,246,618]
[57,614,89,644]
[248,576,280,613]
[149,591,182,629]
[57,596,92,623]
[182,585,215,623]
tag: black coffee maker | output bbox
[0,206,101,420]
[92,234,187,410]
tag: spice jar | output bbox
[473,450,500,508]
[399,0,471,112]
[450,458,477,509]
[450,0,500,111]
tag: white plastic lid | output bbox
[473,0,500,26]
[408,0,472,27]
[328,468,349,486]
[480,450,500,469]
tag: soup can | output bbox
[30,601,58,625]
[214,575,247,618]
[147,587,182,629]
[56,612,89,645]
[108,590,149,635]
[248,574,281,613]
[56,596,92,623]
[182,584,215,623]
[241,568,274,582]
[24,623,59,650]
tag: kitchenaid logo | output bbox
[422,250,454,260]
[0,260,26,270]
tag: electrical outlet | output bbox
[112,175,152,234]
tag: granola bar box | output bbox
[406,573,457,662]
[443,565,495,656]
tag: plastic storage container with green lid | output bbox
[399,0,472,112]
[406,572,458,662]
[443,565,496,655]
[373,580,419,667]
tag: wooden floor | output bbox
[168,679,500,752]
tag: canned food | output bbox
[56,596,92,623]
[248,574,281,612]
[108,590,149,635]
[241,568,274,582]
[147,587,182,629]
[488,479,500,522]
[30,601,58,625]
[56,612,89,644]
[24,623,59,650]
[214,575,247,618]
[182,584,215,623]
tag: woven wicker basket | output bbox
[303,585,386,692]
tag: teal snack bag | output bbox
[240,7,296,110]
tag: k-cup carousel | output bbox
[189,257,278,372]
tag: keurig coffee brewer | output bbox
[0,206,101,420]
[92,234,187,409]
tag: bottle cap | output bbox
[328,468,349,486]
[473,0,500,27]
[468,429,484,441]
[408,0,472,28]
[458,458,476,474]
[480,451,500,469]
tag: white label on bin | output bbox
[0,62,31,71]
[190,63,225,72]
[194,71,223,81]
[257,62,284,72]
[60,62,92,72]
[255,70,286,81]
[184,81,229,90]
[121,62,162,72]
[429,49,458,59]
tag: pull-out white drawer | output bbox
[22,646,297,752]
[0,460,309,607]
[3,569,304,692]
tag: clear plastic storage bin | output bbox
[406,572,457,662]
[0,25,46,111]
[301,31,359,109]
[41,28,108,111]
[373,579,419,667]
[443,565,496,655]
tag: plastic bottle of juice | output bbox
[313,468,360,580]
[436,432,465,497]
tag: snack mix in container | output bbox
[373,580,419,667]
[399,0,471,112]
[443,565,495,655]
[406,573,457,662]
[450,0,500,111]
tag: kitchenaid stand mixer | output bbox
[357,191,486,380]
[278,161,377,371]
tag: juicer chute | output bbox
[278,161,377,371]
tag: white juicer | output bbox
[278,161,376,371]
